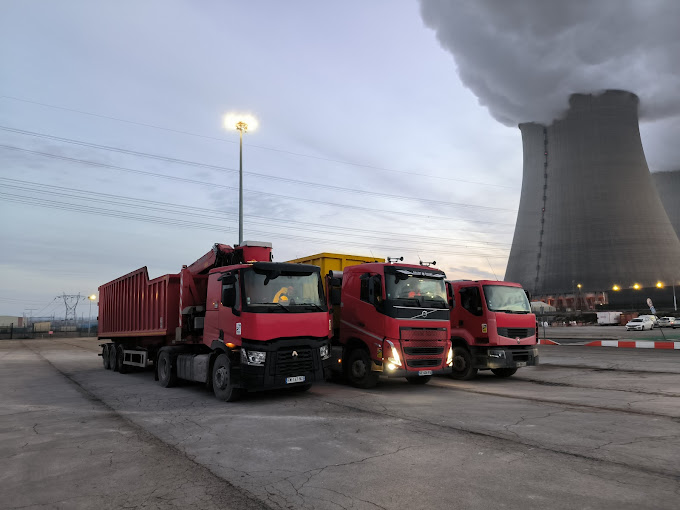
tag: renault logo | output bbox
[516,338,520,344]
[292,350,298,358]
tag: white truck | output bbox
[597,311,622,326]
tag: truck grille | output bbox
[497,327,535,339]
[400,327,448,341]
[276,348,314,376]
[404,346,444,356]
[406,359,440,368]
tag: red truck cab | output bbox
[200,261,332,397]
[447,280,538,379]
[328,263,453,387]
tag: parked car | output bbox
[657,317,677,328]
[638,315,659,328]
[625,317,653,331]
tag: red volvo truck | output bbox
[447,280,538,379]
[98,241,332,401]
[326,261,453,387]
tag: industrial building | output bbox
[505,90,680,308]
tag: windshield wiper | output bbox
[254,302,290,312]
[494,309,529,314]
[296,302,324,311]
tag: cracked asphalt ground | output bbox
[2,339,679,510]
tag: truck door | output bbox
[218,272,241,344]
[458,285,486,339]
[343,272,384,353]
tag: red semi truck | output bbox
[98,241,332,401]
[447,280,538,379]
[326,261,453,387]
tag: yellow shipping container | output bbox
[287,253,385,284]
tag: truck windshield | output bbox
[242,267,326,312]
[482,285,531,313]
[385,267,447,308]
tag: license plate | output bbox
[286,376,305,384]
[418,370,433,376]
[516,362,527,367]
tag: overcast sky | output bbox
[1,0,677,318]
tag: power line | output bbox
[0,178,513,246]
[0,193,510,258]
[0,94,517,189]
[0,144,517,224]
[0,133,515,212]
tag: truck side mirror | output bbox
[330,287,341,306]
[222,286,236,308]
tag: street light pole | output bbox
[88,294,96,336]
[224,113,257,246]
[238,122,245,245]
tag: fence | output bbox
[0,323,99,340]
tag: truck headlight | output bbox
[320,344,330,360]
[446,347,453,366]
[241,349,266,366]
[387,345,402,367]
[489,349,506,359]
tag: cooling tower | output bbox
[652,170,680,239]
[505,90,680,295]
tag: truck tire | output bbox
[450,346,477,380]
[102,344,111,370]
[117,345,128,374]
[491,368,517,378]
[406,375,431,385]
[345,348,379,389]
[109,343,119,372]
[157,350,177,388]
[212,354,242,402]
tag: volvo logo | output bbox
[292,350,298,358]
[410,309,438,319]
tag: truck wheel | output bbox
[212,354,242,402]
[406,375,431,385]
[109,343,119,372]
[345,349,379,389]
[450,347,477,380]
[117,345,128,374]
[102,344,111,370]
[157,351,177,388]
[491,368,517,378]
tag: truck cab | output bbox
[447,280,538,379]
[199,261,332,398]
[328,263,453,387]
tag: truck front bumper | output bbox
[379,364,452,377]
[473,346,539,370]
[237,338,332,391]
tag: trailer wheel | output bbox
[212,354,242,402]
[109,343,119,372]
[491,368,517,378]
[406,375,431,385]
[102,344,111,370]
[117,345,128,374]
[157,351,177,388]
[450,346,477,380]
[345,348,378,389]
